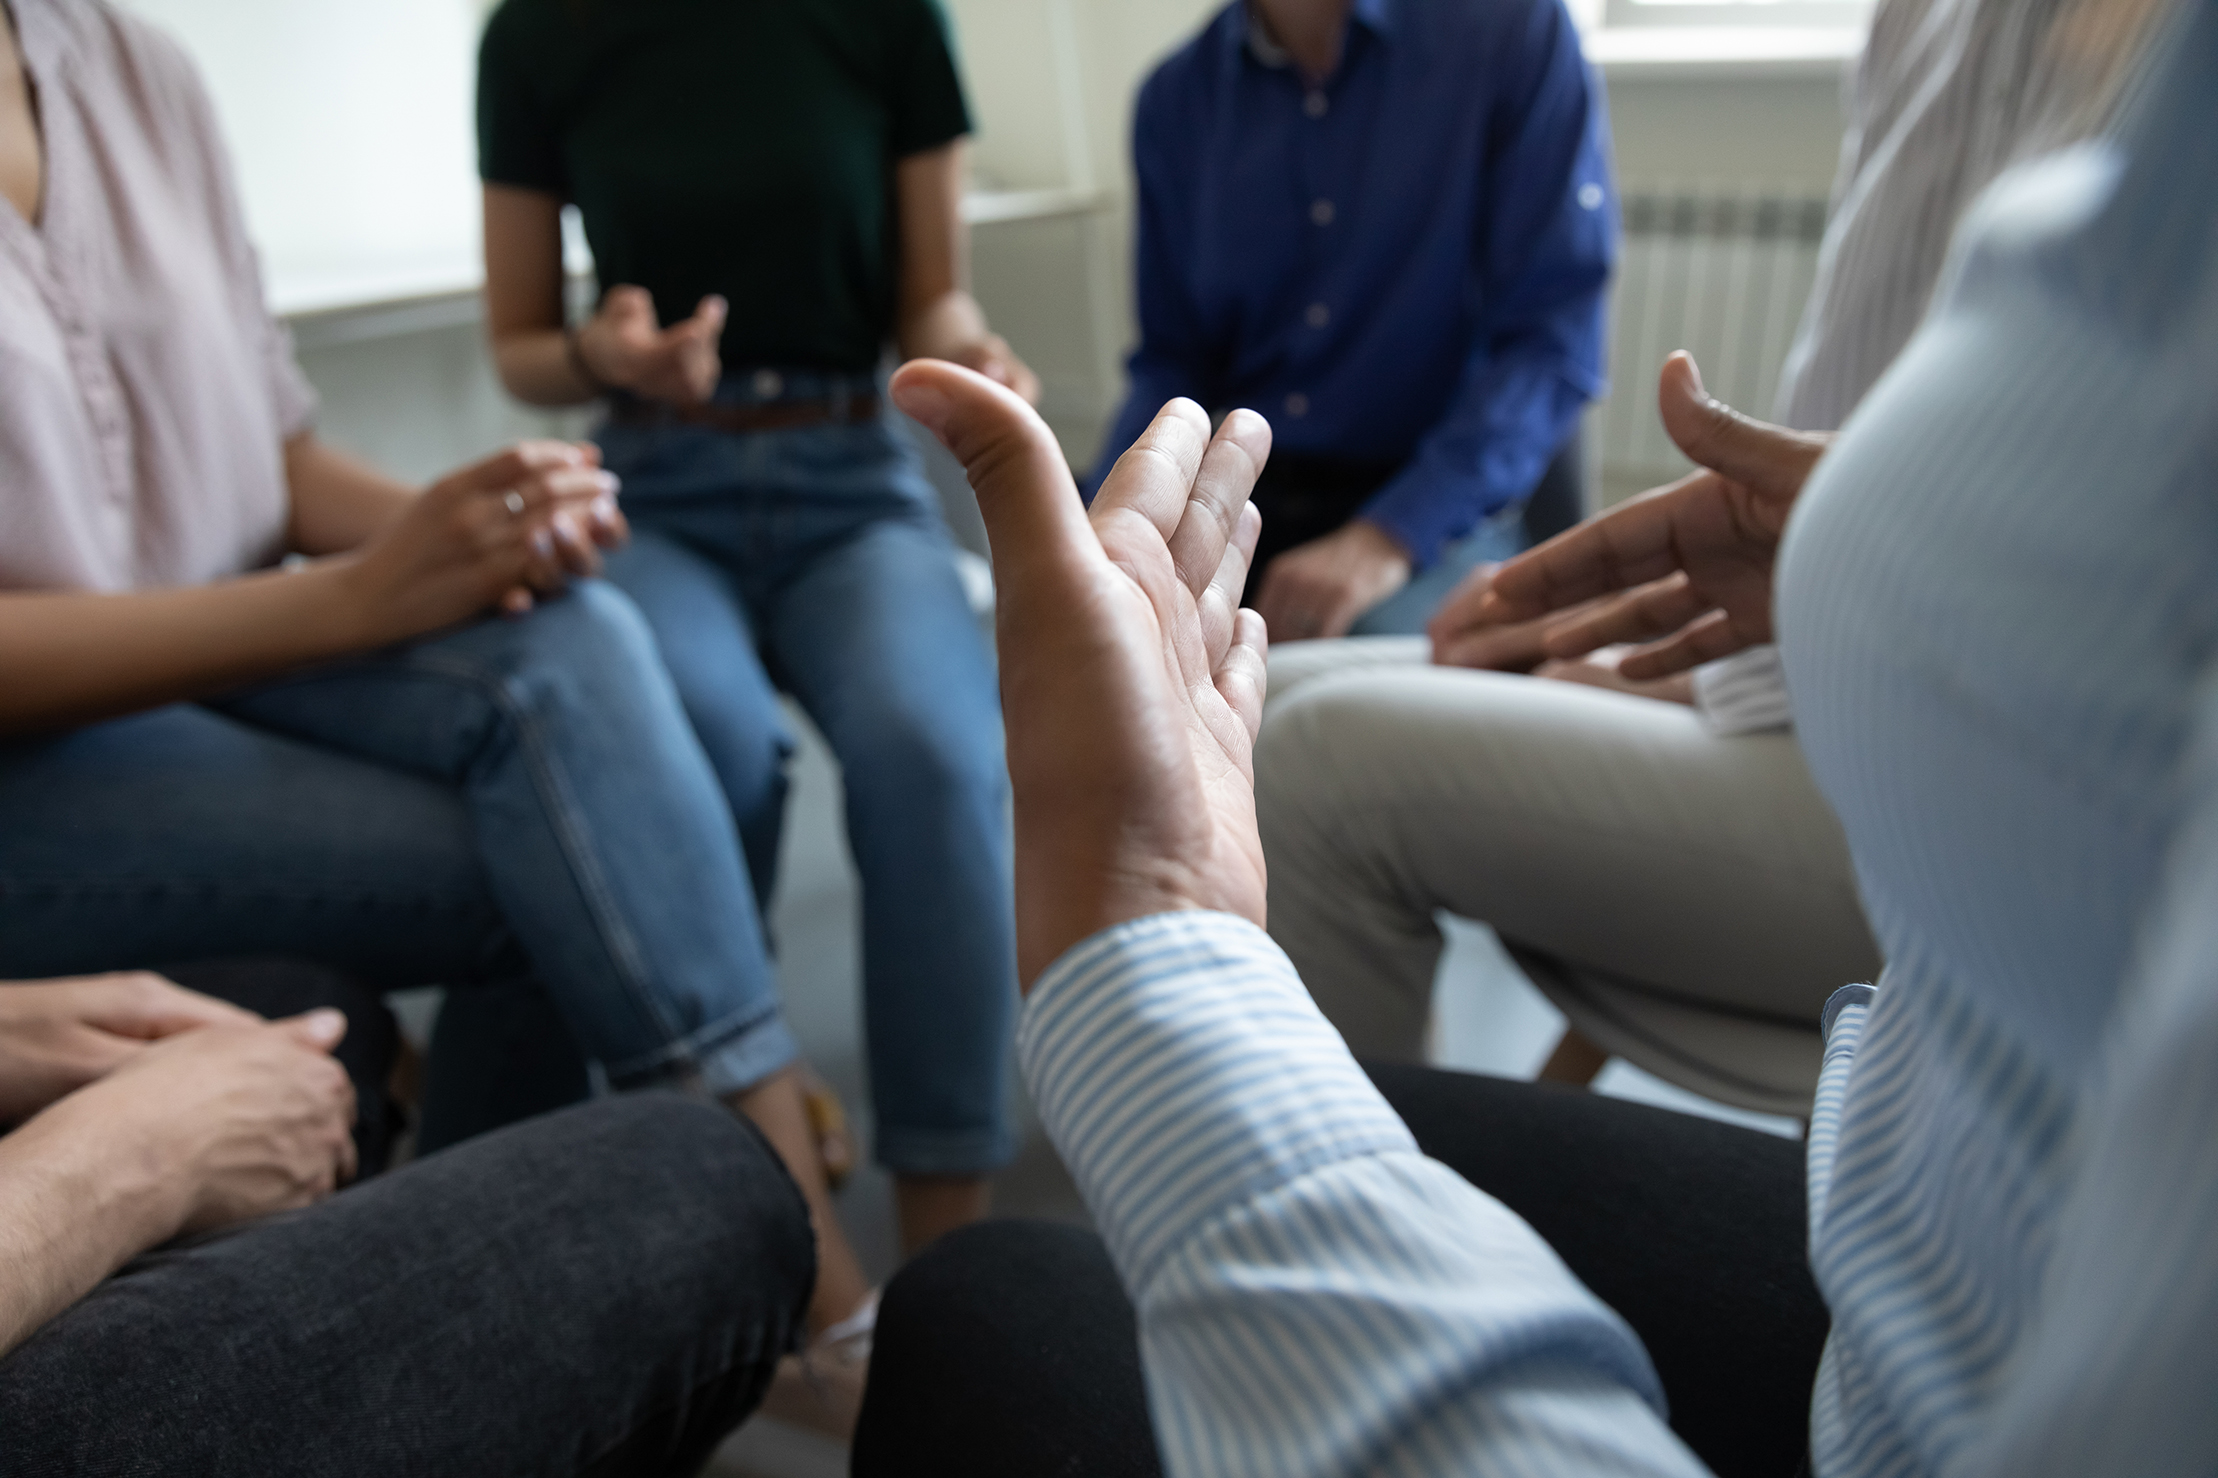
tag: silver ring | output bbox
[503,490,527,516]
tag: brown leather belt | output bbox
[605,393,881,434]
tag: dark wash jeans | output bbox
[0,1094,813,1476]
[857,1065,1826,1478]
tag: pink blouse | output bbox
[0,0,314,594]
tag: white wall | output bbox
[253,2,1852,502]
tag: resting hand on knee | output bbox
[0,1007,355,1357]
[889,363,1272,987]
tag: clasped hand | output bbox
[0,975,357,1237]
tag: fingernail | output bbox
[531,529,555,559]
[890,379,951,439]
[303,1009,345,1045]
[597,471,621,496]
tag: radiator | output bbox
[1596,187,1831,500]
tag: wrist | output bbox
[564,324,616,396]
[8,1090,190,1257]
[300,554,396,654]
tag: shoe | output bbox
[758,1291,878,1442]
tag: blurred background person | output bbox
[478,0,1041,1432]
[1088,0,1615,642]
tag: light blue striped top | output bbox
[1018,4,2218,1471]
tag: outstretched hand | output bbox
[1477,352,1832,678]
[889,362,1271,988]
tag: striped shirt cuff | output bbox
[1019,911,1418,1287]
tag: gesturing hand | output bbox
[575,286,726,407]
[0,974,259,1125]
[1476,352,1831,678]
[339,441,621,641]
[889,362,1272,988]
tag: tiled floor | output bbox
[700,707,1797,1477]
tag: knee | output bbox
[474,581,681,724]
[843,704,1008,817]
[515,1096,815,1322]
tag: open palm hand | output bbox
[889,362,1271,986]
[1481,352,1832,678]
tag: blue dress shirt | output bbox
[1089,0,1615,569]
[1024,1,2218,1470]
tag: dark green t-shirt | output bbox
[478,0,971,374]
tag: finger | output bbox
[602,284,654,327]
[277,1008,349,1053]
[1214,607,1270,745]
[1484,466,1712,622]
[1433,609,1556,672]
[1196,501,1263,670]
[1619,608,1745,678]
[1423,562,1498,648]
[508,465,622,520]
[889,360,1103,606]
[685,294,728,335]
[1091,398,1216,542]
[550,510,603,578]
[95,974,262,1038]
[430,441,591,504]
[1538,573,1710,660]
[587,494,630,550]
[500,587,536,616]
[1167,408,1271,602]
[1658,352,1829,496]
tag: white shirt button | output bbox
[1303,90,1329,119]
[1309,198,1336,227]
[1305,302,1331,329]
[1284,392,1310,417]
[751,368,785,400]
[1578,182,1605,210]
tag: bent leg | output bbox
[1257,667,1879,1106]
[218,583,795,1099]
[859,1071,1821,1478]
[601,528,793,913]
[0,1095,813,1476]
[770,516,1016,1177]
[855,1220,1162,1478]
[0,705,518,985]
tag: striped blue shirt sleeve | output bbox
[1019,911,1712,1477]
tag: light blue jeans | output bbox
[0,583,800,1107]
[595,375,1017,1175]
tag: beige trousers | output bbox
[1256,638,1881,1115]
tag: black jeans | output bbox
[857,1066,1825,1478]
[0,1085,814,1474]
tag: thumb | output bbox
[889,360,1100,597]
[686,294,728,337]
[1658,351,1825,496]
[277,1008,349,1053]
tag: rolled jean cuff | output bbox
[604,1001,802,1101]
[874,1121,1017,1178]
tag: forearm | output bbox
[492,327,600,409]
[284,435,418,555]
[0,566,373,737]
[0,1100,179,1359]
[1022,913,1699,1477]
[896,287,994,364]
